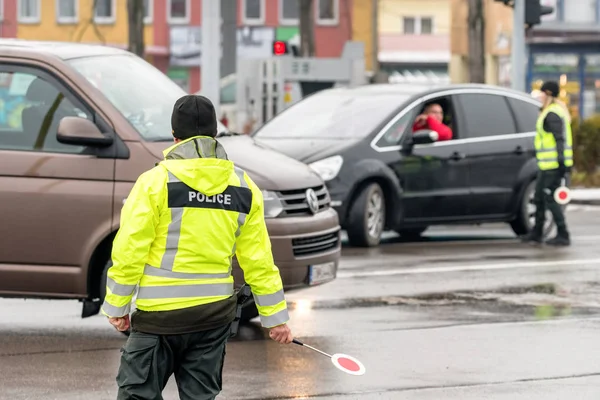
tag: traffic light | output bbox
[493,0,554,27]
[272,41,288,56]
[525,0,554,26]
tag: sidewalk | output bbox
[571,188,600,206]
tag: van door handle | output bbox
[450,152,466,161]
[514,146,524,155]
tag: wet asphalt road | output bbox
[1,206,600,399]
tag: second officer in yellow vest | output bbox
[522,81,572,246]
[101,95,294,400]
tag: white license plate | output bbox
[309,262,337,285]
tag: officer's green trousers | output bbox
[533,169,569,237]
[116,323,230,400]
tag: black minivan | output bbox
[253,84,549,247]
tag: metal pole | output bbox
[511,0,526,92]
[371,0,379,75]
[201,0,221,117]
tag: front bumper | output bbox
[231,207,341,291]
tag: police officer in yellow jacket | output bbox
[522,81,572,246]
[101,94,294,400]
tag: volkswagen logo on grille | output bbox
[305,189,319,214]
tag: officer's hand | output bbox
[558,164,567,177]
[108,315,130,332]
[269,323,293,344]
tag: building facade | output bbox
[377,0,450,84]
[449,0,513,87]
[0,0,18,38]
[527,0,600,119]
[12,0,353,93]
[450,0,600,119]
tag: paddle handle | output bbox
[292,339,333,358]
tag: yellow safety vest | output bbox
[101,136,289,328]
[535,103,573,171]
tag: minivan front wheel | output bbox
[346,183,386,247]
[510,179,559,238]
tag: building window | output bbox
[144,0,153,24]
[316,0,339,25]
[280,0,299,25]
[0,0,5,21]
[243,0,265,25]
[94,0,116,24]
[403,16,434,35]
[18,0,41,24]
[421,17,433,34]
[168,0,190,24]
[57,0,78,24]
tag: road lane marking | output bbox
[338,258,600,279]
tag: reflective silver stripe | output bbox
[259,308,290,328]
[137,283,234,299]
[161,170,184,271]
[101,301,131,317]
[106,277,136,297]
[160,207,183,271]
[254,289,286,307]
[144,264,230,280]
[231,167,249,255]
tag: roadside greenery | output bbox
[571,115,600,187]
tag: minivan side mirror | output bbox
[411,129,439,145]
[57,117,113,147]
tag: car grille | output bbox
[292,230,341,257]
[277,185,330,217]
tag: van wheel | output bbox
[510,179,560,239]
[100,260,130,337]
[396,227,428,240]
[240,303,259,322]
[346,183,386,247]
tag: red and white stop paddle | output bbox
[292,339,366,376]
[554,178,571,205]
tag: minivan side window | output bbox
[0,69,92,154]
[375,106,419,148]
[507,97,540,133]
[457,93,517,139]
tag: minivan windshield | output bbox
[253,90,409,139]
[68,54,226,141]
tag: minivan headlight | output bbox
[262,190,284,218]
[309,155,343,182]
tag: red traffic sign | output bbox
[293,339,366,376]
[554,186,571,205]
[331,353,366,376]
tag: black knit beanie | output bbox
[171,95,218,140]
[540,81,560,98]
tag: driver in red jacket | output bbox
[412,103,453,141]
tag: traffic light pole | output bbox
[201,0,221,117]
[511,0,526,92]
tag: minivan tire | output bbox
[240,303,260,322]
[510,179,562,238]
[346,183,386,247]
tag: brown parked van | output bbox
[0,40,340,320]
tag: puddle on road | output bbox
[287,282,600,322]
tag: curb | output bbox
[571,199,600,206]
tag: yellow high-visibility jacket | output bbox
[535,103,573,171]
[101,136,289,328]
